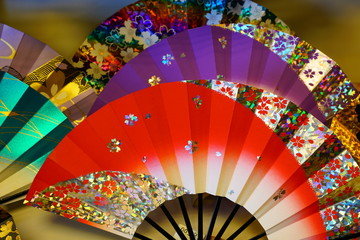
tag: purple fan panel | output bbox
[91,26,324,122]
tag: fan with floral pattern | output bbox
[25,82,359,239]
[71,0,293,93]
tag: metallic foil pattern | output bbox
[72,0,291,92]
[26,170,189,238]
[322,195,360,239]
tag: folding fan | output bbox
[0,23,95,125]
[72,0,293,92]
[0,71,73,202]
[25,82,359,239]
[90,25,360,162]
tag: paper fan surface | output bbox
[91,25,360,161]
[26,82,359,239]
[0,23,95,126]
[90,24,322,120]
[72,0,292,92]
[0,72,73,200]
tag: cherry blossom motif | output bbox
[53,186,68,198]
[148,75,160,86]
[243,0,265,21]
[141,31,159,48]
[107,138,121,153]
[61,197,81,210]
[256,103,270,115]
[324,134,336,145]
[205,10,222,25]
[264,30,274,41]
[303,69,316,78]
[162,54,174,66]
[297,114,309,126]
[86,62,106,79]
[220,86,234,96]
[243,89,257,101]
[102,180,117,195]
[328,158,342,171]
[94,196,108,206]
[347,165,360,178]
[124,114,138,126]
[192,95,202,109]
[65,183,83,193]
[311,171,325,189]
[119,20,139,43]
[273,97,288,109]
[156,25,176,39]
[335,175,348,187]
[133,15,152,31]
[184,140,198,154]
[291,136,305,148]
[323,208,339,221]
[242,26,255,37]
[90,43,110,63]
[218,36,227,49]
[120,48,139,63]
[320,197,335,209]
[258,96,271,104]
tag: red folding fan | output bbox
[25,82,359,239]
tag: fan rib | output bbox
[214,204,240,240]
[0,189,28,204]
[205,197,222,240]
[160,205,188,240]
[144,217,176,240]
[133,232,152,240]
[198,193,203,240]
[249,232,267,240]
[178,196,196,240]
[227,216,256,240]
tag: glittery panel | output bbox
[274,102,309,143]
[319,80,359,119]
[223,24,298,62]
[309,150,359,198]
[184,80,346,171]
[235,84,263,110]
[319,177,360,210]
[331,116,360,162]
[288,40,314,73]
[312,65,348,102]
[72,0,291,92]
[210,80,240,100]
[321,195,360,239]
[254,91,289,130]
[267,30,299,61]
[302,137,345,178]
[27,170,189,238]
[222,0,292,34]
[286,114,331,164]
[299,49,336,91]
